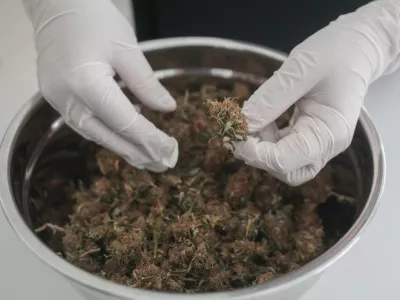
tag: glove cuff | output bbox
[352,0,400,81]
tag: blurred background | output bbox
[132,0,371,53]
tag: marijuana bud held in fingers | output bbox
[205,97,248,152]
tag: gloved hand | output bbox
[21,0,178,172]
[234,0,400,186]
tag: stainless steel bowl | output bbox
[0,37,385,300]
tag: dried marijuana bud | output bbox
[205,97,248,152]
[33,82,357,294]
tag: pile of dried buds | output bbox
[33,82,356,293]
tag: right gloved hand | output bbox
[233,0,400,186]
[22,0,179,172]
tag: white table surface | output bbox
[0,1,399,299]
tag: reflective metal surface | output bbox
[0,37,385,300]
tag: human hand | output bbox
[22,0,178,172]
[234,0,400,186]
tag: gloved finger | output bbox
[235,114,330,175]
[112,46,176,112]
[257,122,279,143]
[65,101,174,172]
[242,51,324,133]
[235,123,278,162]
[80,117,175,173]
[269,162,323,186]
[74,74,179,168]
[234,136,322,186]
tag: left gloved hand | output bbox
[234,0,400,186]
[21,0,179,173]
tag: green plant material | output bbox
[35,223,65,234]
[33,82,358,293]
[205,97,249,152]
[329,191,356,203]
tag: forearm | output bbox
[333,0,400,81]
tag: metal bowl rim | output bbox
[0,36,386,299]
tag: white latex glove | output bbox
[234,0,400,186]
[22,0,178,173]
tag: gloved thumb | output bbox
[242,50,324,133]
[112,45,177,112]
[234,134,323,187]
